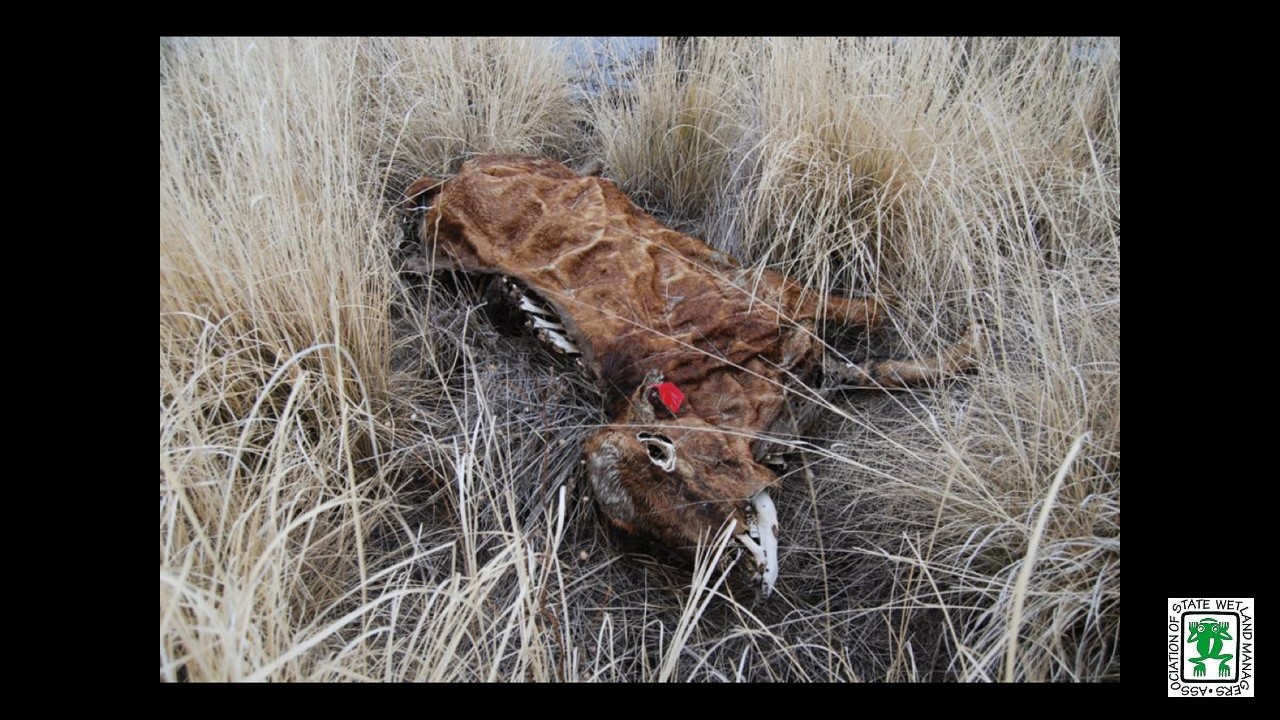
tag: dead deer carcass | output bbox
[405,154,982,597]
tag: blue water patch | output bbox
[555,37,659,98]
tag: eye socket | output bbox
[636,433,676,472]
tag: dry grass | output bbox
[160,36,1120,682]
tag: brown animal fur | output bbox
[406,154,982,589]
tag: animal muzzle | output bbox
[735,490,780,598]
[585,425,783,598]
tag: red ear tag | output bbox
[651,382,685,415]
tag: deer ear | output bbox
[402,174,443,216]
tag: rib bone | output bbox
[530,315,566,332]
[518,294,553,317]
[538,328,580,355]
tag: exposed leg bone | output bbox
[751,490,779,597]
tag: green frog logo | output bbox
[1187,618,1233,677]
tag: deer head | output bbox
[583,376,781,594]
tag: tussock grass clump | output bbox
[160,37,587,681]
[587,37,750,224]
[160,37,398,681]
[161,36,1119,682]
[364,37,579,179]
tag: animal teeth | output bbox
[735,533,767,586]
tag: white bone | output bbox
[540,329,580,355]
[518,295,554,317]
[735,533,767,584]
[751,490,779,597]
[530,315,565,331]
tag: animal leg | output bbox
[735,489,781,598]
[817,292,892,331]
[828,322,985,389]
[788,288,893,331]
[752,269,890,330]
